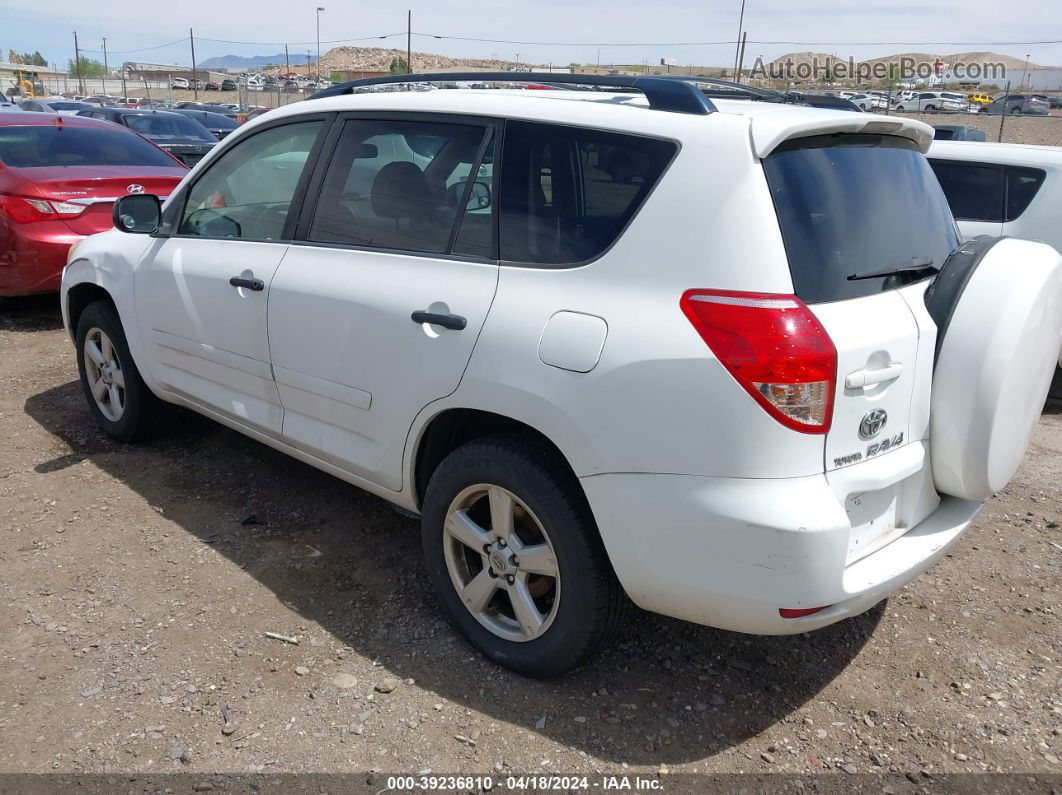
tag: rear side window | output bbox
[499,121,676,266]
[1005,166,1046,221]
[929,160,1046,223]
[0,125,178,168]
[763,134,959,304]
[307,119,492,256]
[928,160,1004,222]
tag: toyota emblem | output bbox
[858,409,888,440]
[126,184,145,194]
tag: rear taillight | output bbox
[0,194,86,224]
[680,289,837,434]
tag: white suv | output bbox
[61,74,1062,677]
[928,140,1062,372]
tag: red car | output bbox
[0,112,187,296]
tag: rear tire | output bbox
[421,434,625,677]
[75,300,172,442]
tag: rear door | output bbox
[763,133,961,560]
[267,113,499,491]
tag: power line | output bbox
[69,29,1062,57]
[79,32,406,55]
[417,33,1062,47]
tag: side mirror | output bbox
[113,194,161,234]
[447,180,492,211]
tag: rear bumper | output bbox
[582,456,982,635]
[0,222,79,296]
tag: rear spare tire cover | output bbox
[927,237,1062,501]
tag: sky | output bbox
[3,0,1061,71]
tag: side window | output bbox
[928,159,1004,222]
[307,119,493,256]
[1004,166,1046,222]
[179,120,321,241]
[498,120,677,266]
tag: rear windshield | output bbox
[48,102,90,111]
[0,125,178,168]
[763,134,959,304]
[123,114,215,141]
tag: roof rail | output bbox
[310,71,718,115]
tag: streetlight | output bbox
[316,7,325,83]
[1020,53,1030,90]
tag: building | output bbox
[122,62,226,84]
[1029,69,1062,91]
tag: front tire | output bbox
[421,435,625,677]
[75,300,171,442]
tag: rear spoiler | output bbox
[751,115,935,158]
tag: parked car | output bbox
[1031,94,1062,109]
[59,76,1062,677]
[895,91,968,112]
[204,82,221,91]
[171,77,190,90]
[221,79,237,92]
[966,92,993,106]
[169,108,240,140]
[0,112,186,296]
[932,124,986,141]
[845,92,890,111]
[74,107,217,166]
[18,99,95,115]
[980,94,1050,115]
[173,102,239,120]
[928,139,1062,370]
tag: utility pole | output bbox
[407,10,412,75]
[732,0,747,79]
[73,31,84,94]
[316,7,325,82]
[736,31,748,83]
[189,28,198,99]
[101,37,108,96]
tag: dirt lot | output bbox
[899,111,1062,146]
[0,295,1059,783]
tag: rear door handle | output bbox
[845,362,904,389]
[229,276,264,292]
[411,310,467,331]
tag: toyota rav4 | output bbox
[60,74,1062,677]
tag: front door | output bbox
[268,115,499,490]
[136,118,326,434]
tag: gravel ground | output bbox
[0,295,1059,783]
[895,111,1062,146]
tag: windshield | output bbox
[48,102,90,111]
[763,134,959,304]
[123,114,214,141]
[0,125,179,168]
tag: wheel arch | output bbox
[65,280,114,340]
[411,408,586,513]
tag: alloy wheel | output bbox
[83,327,126,422]
[442,484,560,642]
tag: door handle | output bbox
[411,310,467,331]
[229,276,264,292]
[845,362,904,389]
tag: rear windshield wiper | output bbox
[847,257,938,281]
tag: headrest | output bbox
[370,161,432,220]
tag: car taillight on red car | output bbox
[0,194,86,224]
[680,289,837,433]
